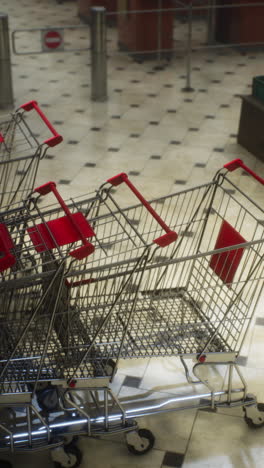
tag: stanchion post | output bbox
[90,6,107,102]
[207,0,216,44]
[0,13,14,109]
[182,3,194,93]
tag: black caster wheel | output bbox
[244,403,264,428]
[37,386,59,412]
[53,445,83,468]
[126,428,155,455]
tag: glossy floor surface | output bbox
[1,0,264,467]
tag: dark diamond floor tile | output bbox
[67,140,79,144]
[170,140,181,145]
[184,99,193,102]
[108,148,120,152]
[256,317,264,326]
[150,155,161,159]
[58,179,71,185]
[130,134,140,138]
[149,121,159,125]
[195,162,206,167]
[84,162,96,167]
[213,147,224,152]
[167,109,177,113]
[199,89,207,92]
[111,115,121,119]
[236,356,248,366]
[90,127,101,131]
[174,180,186,185]
[220,104,230,108]
[180,230,194,237]
[123,376,142,388]
[205,115,215,119]
[128,171,140,176]
[163,451,185,467]
[53,121,64,125]
[189,127,199,131]
[45,154,55,160]
[148,94,157,97]
[131,104,139,108]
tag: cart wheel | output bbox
[244,403,264,428]
[37,386,59,412]
[104,358,117,377]
[53,445,82,468]
[126,428,155,455]
[0,461,13,468]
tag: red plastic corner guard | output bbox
[107,173,128,186]
[20,100,38,111]
[44,135,63,147]
[34,181,57,196]
[69,243,95,260]
[154,230,178,247]
[224,159,243,172]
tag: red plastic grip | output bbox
[107,173,178,247]
[224,159,264,185]
[20,100,63,147]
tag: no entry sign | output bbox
[41,29,64,52]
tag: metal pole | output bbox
[90,6,107,102]
[0,13,14,109]
[182,3,194,92]
[207,0,216,44]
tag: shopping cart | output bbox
[0,159,263,467]
[0,100,63,208]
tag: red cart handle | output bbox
[20,100,63,148]
[107,173,178,247]
[33,182,95,259]
[224,159,264,185]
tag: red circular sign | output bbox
[44,31,62,49]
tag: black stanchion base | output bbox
[181,87,195,92]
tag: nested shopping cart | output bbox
[0,100,62,208]
[0,159,263,467]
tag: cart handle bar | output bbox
[107,173,178,247]
[224,158,264,185]
[20,100,63,147]
[34,181,95,260]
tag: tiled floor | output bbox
[1,0,264,467]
